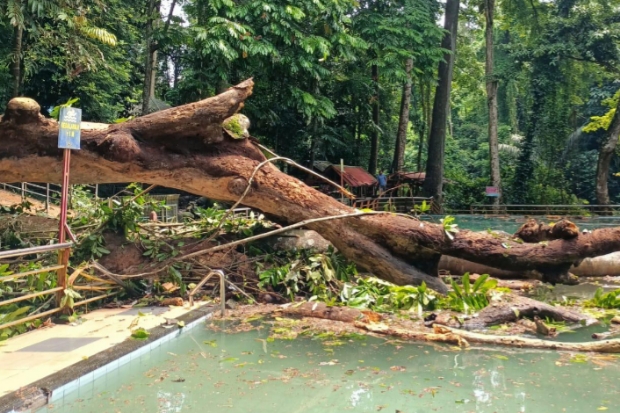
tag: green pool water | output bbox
[42,322,620,413]
[422,215,620,233]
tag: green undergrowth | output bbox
[585,288,620,309]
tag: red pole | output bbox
[56,149,71,306]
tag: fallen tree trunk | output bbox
[459,294,597,329]
[358,322,620,353]
[3,79,620,292]
[281,302,382,323]
[273,304,620,353]
[440,254,620,279]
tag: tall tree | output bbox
[484,0,501,211]
[593,92,620,210]
[11,23,22,97]
[369,63,380,174]
[423,0,460,206]
[392,58,413,172]
[141,0,160,115]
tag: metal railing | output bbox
[188,270,226,316]
[469,204,620,216]
[0,243,72,331]
[1,182,99,213]
[0,242,122,332]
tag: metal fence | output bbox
[469,204,620,216]
[1,182,99,213]
[0,243,121,332]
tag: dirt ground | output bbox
[0,189,62,217]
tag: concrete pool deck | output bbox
[0,302,214,411]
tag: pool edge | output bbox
[0,305,216,413]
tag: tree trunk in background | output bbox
[418,81,431,173]
[484,0,501,213]
[11,25,23,98]
[423,0,460,209]
[392,58,413,173]
[142,0,160,115]
[595,97,620,214]
[369,64,380,175]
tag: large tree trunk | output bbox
[4,80,620,294]
[11,25,23,98]
[595,96,620,214]
[368,64,380,175]
[484,0,501,213]
[392,58,413,173]
[422,0,460,208]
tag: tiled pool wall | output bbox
[48,313,212,403]
[5,311,214,413]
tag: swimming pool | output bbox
[40,320,620,413]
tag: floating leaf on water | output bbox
[319,359,339,366]
[493,355,509,360]
[220,357,239,363]
[244,315,264,323]
[570,354,588,363]
[597,407,608,411]
[204,340,217,347]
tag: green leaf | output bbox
[131,328,150,340]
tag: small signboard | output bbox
[58,107,82,150]
[486,186,500,197]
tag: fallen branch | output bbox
[434,324,620,353]
[460,294,597,328]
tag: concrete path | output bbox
[0,302,208,396]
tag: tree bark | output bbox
[11,25,23,98]
[484,0,501,213]
[392,58,413,173]
[4,80,620,293]
[595,97,620,214]
[368,64,380,175]
[142,0,161,115]
[458,294,596,329]
[423,0,460,207]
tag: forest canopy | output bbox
[1,0,619,210]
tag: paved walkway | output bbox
[0,302,207,396]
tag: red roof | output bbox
[330,165,377,187]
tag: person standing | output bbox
[377,170,387,194]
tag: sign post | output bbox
[56,107,82,305]
[485,186,500,198]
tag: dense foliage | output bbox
[1,0,619,207]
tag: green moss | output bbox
[223,115,245,139]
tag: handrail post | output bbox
[46,183,50,213]
[188,269,226,316]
